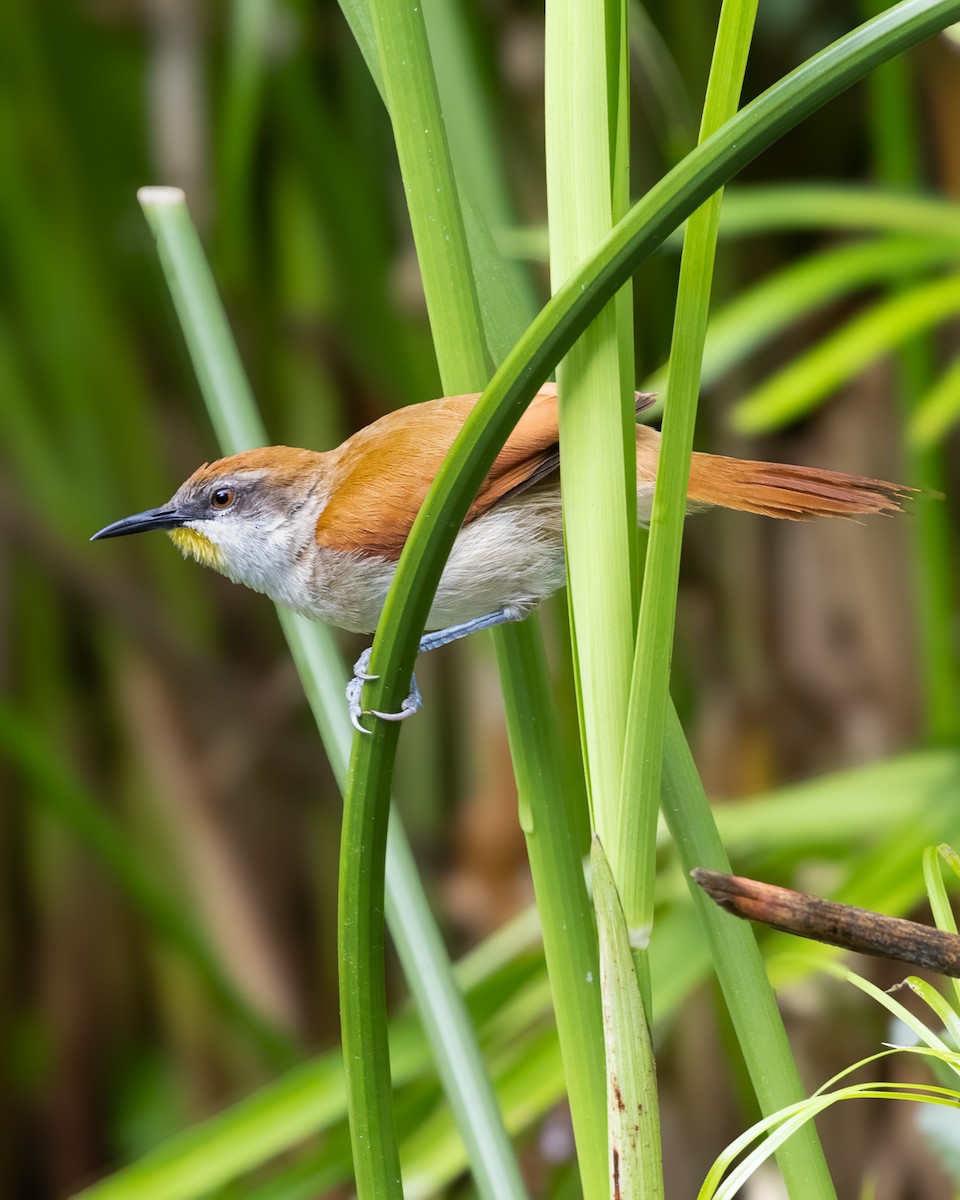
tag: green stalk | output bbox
[544,0,657,1190]
[592,838,662,1199]
[137,189,520,1200]
[545,0,637,850]
[346,0,960,923]
[342,2,957,1193]
[620,0,757,950]
[341,15,608,1177]
[613,2,759,1192]
[493,624,607,1193]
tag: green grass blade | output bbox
[645,234,960,396]
[909,353,960,445]
[903,977,960,1049]
[717,183,960,239]
[923,846,960,1011]
[730,271,960,433]
[420,0,511,231]
[618,0,757,939]
[364,1,489,387]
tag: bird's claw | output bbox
[352,647,379,682]
[369,673,422,723]
[346,651,422,734]
[346,675,369,734]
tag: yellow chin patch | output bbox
[168,527,224,571]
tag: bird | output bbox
[91,383,911,731]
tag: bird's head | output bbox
[91,447,326,600]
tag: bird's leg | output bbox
[347,605,528,733]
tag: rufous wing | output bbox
[314,384,566,559]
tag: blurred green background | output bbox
[4,1,960,1196]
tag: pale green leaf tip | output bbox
[727,404,767,435]
[728,397,806,435]
[905,413,940,450]
[137,185,186,208]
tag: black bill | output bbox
[90,507,185,541]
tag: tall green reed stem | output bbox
[544,1,663,1192]
[137,188,520,1200]
[545,0,638,855]
[619,0,757,953]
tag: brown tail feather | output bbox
[686,452,914,520]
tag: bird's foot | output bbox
[347,649,423,734]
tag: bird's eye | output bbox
[211,487,236,510]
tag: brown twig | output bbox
[692,868,960,977]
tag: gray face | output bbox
[92,467,321,607]
[91,470,273,542]
[169,471,266,524]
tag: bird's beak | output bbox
[90,506,186,541]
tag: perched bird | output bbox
[92,384,910,730]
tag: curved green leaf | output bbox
[909,353,960,445]
[730,272,960,432]
[646,235,960,396]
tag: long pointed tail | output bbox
[685,450,913,520]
